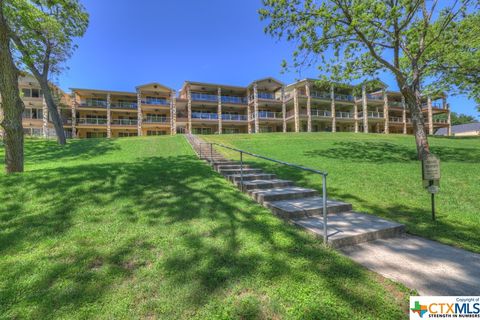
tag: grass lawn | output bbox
[0,136,411,319]
[204,132,480,253]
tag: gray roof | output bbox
[435,122,480,135]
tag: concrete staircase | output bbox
[186,135,405,248]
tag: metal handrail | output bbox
[196,138,329,245]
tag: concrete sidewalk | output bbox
[341,235,480,295]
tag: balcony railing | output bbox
[142,98,169,106]
[389,101,403,108]
[257,111,283,119]
[311,109,332,117]
[144,117,169,123]
[191,92,218,102]
[79,100,107,107]
[77,118,108,125]
[311,91,331,100]
[422,102,444,109]
[335,94,354,102]
[336,111,354,118]
[222,114,248,121]
[111,119,138,126]
[433,119,448,124]
[389,116,403,123]
[192,112,218,120]
[221,95,247,104]
[367,94,383,101]
[111,102,138,109]
[358,111,384,119]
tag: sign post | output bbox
[422,154,441,221]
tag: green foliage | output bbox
[435,112,478,125]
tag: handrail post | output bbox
[322,174,328,245]
[240,151,244,191]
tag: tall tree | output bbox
[0,1,24,173]
[260,0,478,159]
[5,0,89,145]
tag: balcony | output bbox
[192,112,218,120]
[111,119,138,126]
[389,101,403,108]
[389,116,403,123]
[433,119,448,124]
[335,94,354,102]
[79,99,107,108]
[422,102,443,109]
[144,116,169,124]
[311,91,331,100]
[222,114,248,121]
[142,98,169,106]
[311,109,332,117]
[221,95,247,104]
[111,102,138,109]
[367,94,383,101]
[358,111,384,119]
[191,92,218,103]
[77,118,108,125]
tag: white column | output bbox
[293,87,299,132]
[330,85,336,133]
[362,85,368,133]
[253,82,259,133]
[137,92,142,136]
[107,93,111,138]
[170,90,177,135]
[247,89,252,134]
[71,93,77,138]
[42,96,48,138]
[447,103,452,136]
[427,96,433,135]
[383,89,389,134]
[217,87,222,134]
[402,96,407,134]
[306,82,312,132]
[187,86,192,134]
[282,86,286,133]
[353,93,359,133]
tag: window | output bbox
[31,89,40,98]
[223,128,240,134]
[86,132,107,139]
[22,88,31,97]
[118,132,137,137]
[192,127,213,135]
[147,130,166,136]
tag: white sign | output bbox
[410,296,480,319]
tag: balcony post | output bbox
[253,82,259,133]
[170,90,177,135]
[187,85,192,134]
[217,87,222,134]
[42,95,48,138]
[137,91,143,136]
[247,88,252,134]
[106,93,111,138]
[282,86,286,133]
[447,103,452,136]
[427,96,433,135]
[306,82,312,132]
[330,85,336,133]
[362,85,368,133]
[402,95,407,134]
[71,93,77,138]
[353,91,359,133]
[383,88,389,134]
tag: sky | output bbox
[57,0,478,119]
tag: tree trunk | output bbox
[400,86,430,160]
[38,77,66,145]
[0,3,24,173]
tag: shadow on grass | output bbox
[0,154,406,318]
[303,141,480,163]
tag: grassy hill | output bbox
[0,136,411,319]
[205,132,480,253]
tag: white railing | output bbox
[222,114,248,121]
[111,102,138,109]
[336,111,353,118]
[142,98,169,106]
[80,99,107,107]
[257,111,283,119]
[311,109,332,117]
[389,116,403,123]
[192,112,218,120]
[144,117,169,123]
[111,119,138,125]
[77,118,108,125]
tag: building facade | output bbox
[1,75,452,139]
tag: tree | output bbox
[435,112,477,125]
[0,1,24,173]
[260,0,478,159]
[5,0,89,145]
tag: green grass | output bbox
[204,132,480,253]
[0,136,411,319]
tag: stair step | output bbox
[219,168,263,175]
[228,173,276,182]
[265,197,353,219]
[292,212,405,248]
[238,179,294,190]
[215,164,248,170]
[249,187,318,203]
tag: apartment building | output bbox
[1,75,452,139]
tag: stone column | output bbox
[362,85,368,133]
[170,90,177,135]
[330,85,336,133]
[427,96,433,135]
[253,82,259,133]
[306,82,312,132]
[137,91,143,136]
[247,88,252,134]
[447,104,452,136]
[383,89,389,134]
[293,87,299,132]
[402,96,407,134]
[217,87,222,134]
[42,96,48,138]
[282,86,287,133]
[107,93,112,138]
[187,86,192,134]
[353,92,359,133]
[71,93,77,138]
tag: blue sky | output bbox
[57,0,478,118]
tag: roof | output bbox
[135,82,173,92]
[435,122,480,135]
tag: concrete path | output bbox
[341,235,480,295]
